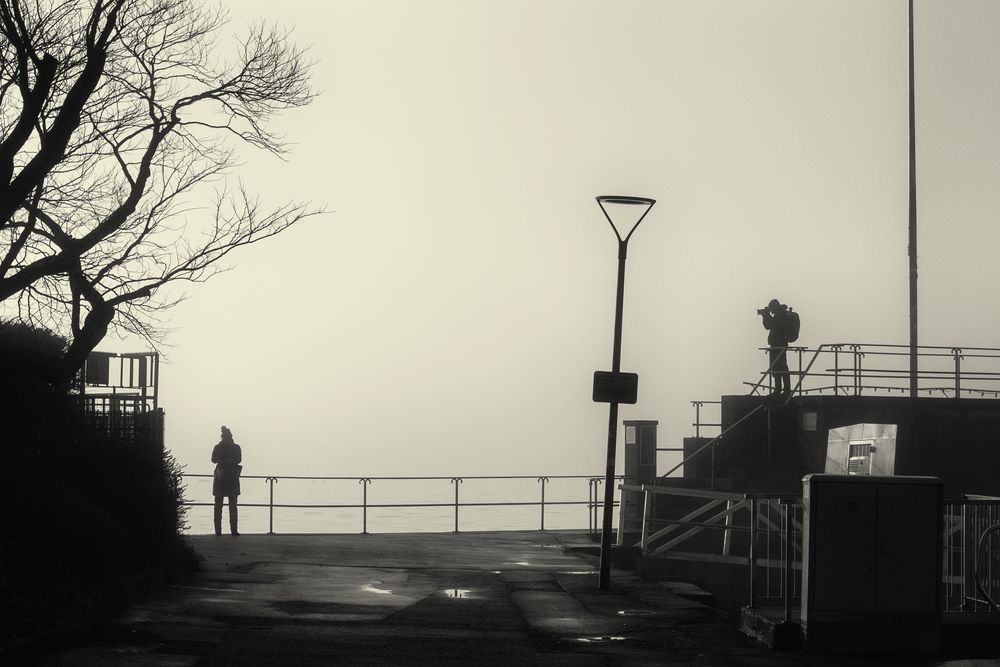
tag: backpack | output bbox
[785,308,801,343]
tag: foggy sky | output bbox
[96,1,1000,478]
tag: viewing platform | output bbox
[622,342,1000,659]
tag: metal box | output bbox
[801,474,943,654]
[620,420,658,535]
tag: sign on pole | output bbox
[592,371,638,404]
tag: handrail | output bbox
[788,343,831,397]
[760,342,1000,400]
[635,484,802,609]
[637,488,1000,614]
[661,404,768,480]
[181,473,623,535]
[684,342,1000,480]
[639,483,746,502]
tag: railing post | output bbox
[962,503,968,608]
[640,488,652,554]
[710,440,716,491]
[693,401,703,438]
[451,477,463,533]
[359,478,372,534]
[748,494,758,608]
[766,403,773,465]
[616,482,629,546]
[782,499,793,623]
[587,479,593,534]
[265,477,278,535]
[766,348,774,394]
[832,344,842,394]
[537,476,549,531]
[952,347,963,398]
[722,499,733,556]
[794,348,804,396]
[590,477,602,537]
[851,344,863,395]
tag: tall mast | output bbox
[908,0,918,399]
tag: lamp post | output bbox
[594,195,655,590]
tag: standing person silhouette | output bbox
[759,298,792,396]
[212,426,242,536]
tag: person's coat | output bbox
[212,440,242,497]
[763,307,791,347]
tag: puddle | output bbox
[503,561,531,567]
[441,588,477,599]
[361,584,393,595]
[570,636,627,644]
[559,571,598,575]
[617,609,662,618]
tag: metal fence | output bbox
[73,407,165,449]
[749,343,1000,399]
[688,345,1000,462]
[748,496,802,617]
[182,473,621,535]
[944,497,1000,614]
[636,485,1000,617]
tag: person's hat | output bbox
[768,299,780,309]
[221,425,232,437]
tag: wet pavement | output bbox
[34,531,1000,666]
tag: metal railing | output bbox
[633,484,800,614]
[944,496,1000,614]
[636,484,1000,617]
[663,403,768,488]
[182,473,622,535]
[690,400,722,439]
[681,342,1000,485]
[748,343,1000,399]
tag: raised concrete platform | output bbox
[740,606,803,651]
[32,531,1000,666]
[740,604,1000,661]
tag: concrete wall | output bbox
[699,395,1000,497]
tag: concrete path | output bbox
[37,531,1000,666]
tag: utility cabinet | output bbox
[801,474,943,654]
[624,420,657,483]
[619,420,658,538]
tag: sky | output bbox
[93,0,1000,478]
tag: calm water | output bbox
[181,475,619,535]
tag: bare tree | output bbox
[0,0,320,383]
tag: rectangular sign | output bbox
[592,371,638,404]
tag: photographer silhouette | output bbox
[760,299,792,396]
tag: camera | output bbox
[756,307,768,316]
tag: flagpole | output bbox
[908,0,918,400]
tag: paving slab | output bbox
[30,531,1000,666]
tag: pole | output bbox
[908,0,918,399]
[599,240,628,590]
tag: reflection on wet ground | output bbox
[441,588,477,598]
[617,609,666,618]
[360,583,393,595]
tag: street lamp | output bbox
[593,194,655,590]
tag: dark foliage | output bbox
[0,372,195,653]
[0,318,68,354]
